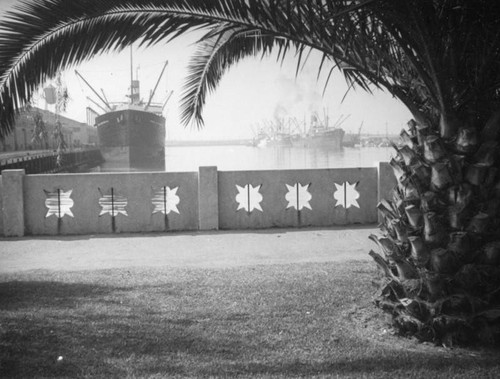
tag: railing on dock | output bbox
[0,149,103,174]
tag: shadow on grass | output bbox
[0,280,241,378]
[1,277,499,378]
[0,281,116,310]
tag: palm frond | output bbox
[0,0,499,138]
[0,0,260,136]
[0,0,352,135]
[179,27,317,127]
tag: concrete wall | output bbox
[198,166,219,230]
[0,174,3,235]
[218,167,378,229]
[1,164,395,236]
[1,170,25,237]
[23,171,199,235]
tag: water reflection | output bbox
[94,145,394,172]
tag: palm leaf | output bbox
[0,0,397,136]
[0,0,499,138]
[180,29,276,127]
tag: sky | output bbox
[1,0,412,141]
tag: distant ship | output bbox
[291,113,347,149]
[252,118,293,147]
[77,51,171,171]
[342,121,363,148]
[253,131,293,147]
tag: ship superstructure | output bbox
[77,52,171,171]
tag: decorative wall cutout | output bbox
[333,181,360,208]
[44,189,74,218]
[235,184,263,212]
[98,188,128,216]
[285,183,312,210]
[152,186,180,214]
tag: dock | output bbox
[0,148,103,174]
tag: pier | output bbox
[0,148,103,174]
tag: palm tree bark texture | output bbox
[0,0,499,346]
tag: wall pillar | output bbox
[377,161,397,223]
[1,169,25,237]
[198,166,219,230]
[0,175,3,234]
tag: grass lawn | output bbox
[0,260,498,378]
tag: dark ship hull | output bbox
[96,109,165,171]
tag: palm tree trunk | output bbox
[439,112,461,139]
[371,113,500,346]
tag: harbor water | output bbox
[93,145,394,172]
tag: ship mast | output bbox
[130,46,134,104]
[145,60,168,110]
[161,91,174,112]
[75,70,112,111]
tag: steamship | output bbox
[79,56,169,171]
[291,112,347,149]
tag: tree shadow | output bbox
[1,279,498,378]
[0,281,116,310]
[0,280,241,378]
